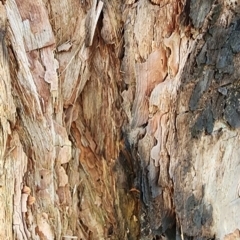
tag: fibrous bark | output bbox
[1,0,240,239]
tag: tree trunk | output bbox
[1,0,240,239]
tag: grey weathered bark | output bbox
[1,0,240,239]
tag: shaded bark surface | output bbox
[0,0,240,239]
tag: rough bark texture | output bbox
[1,0,240,239]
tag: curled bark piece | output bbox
[22,186,31,195]
[57,41,72,52]
[149,0,162,4]
[85,0,104,47]
[126,0,136,4]
[163,31,180,77]
[62,236,78,240]
[27,195,35,206]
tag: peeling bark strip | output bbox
[85,0,103,47]
[1,0,240,239]
[15,0,55,51]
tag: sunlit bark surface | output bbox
[1,0,240,239]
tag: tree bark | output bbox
[1,0,240,239]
